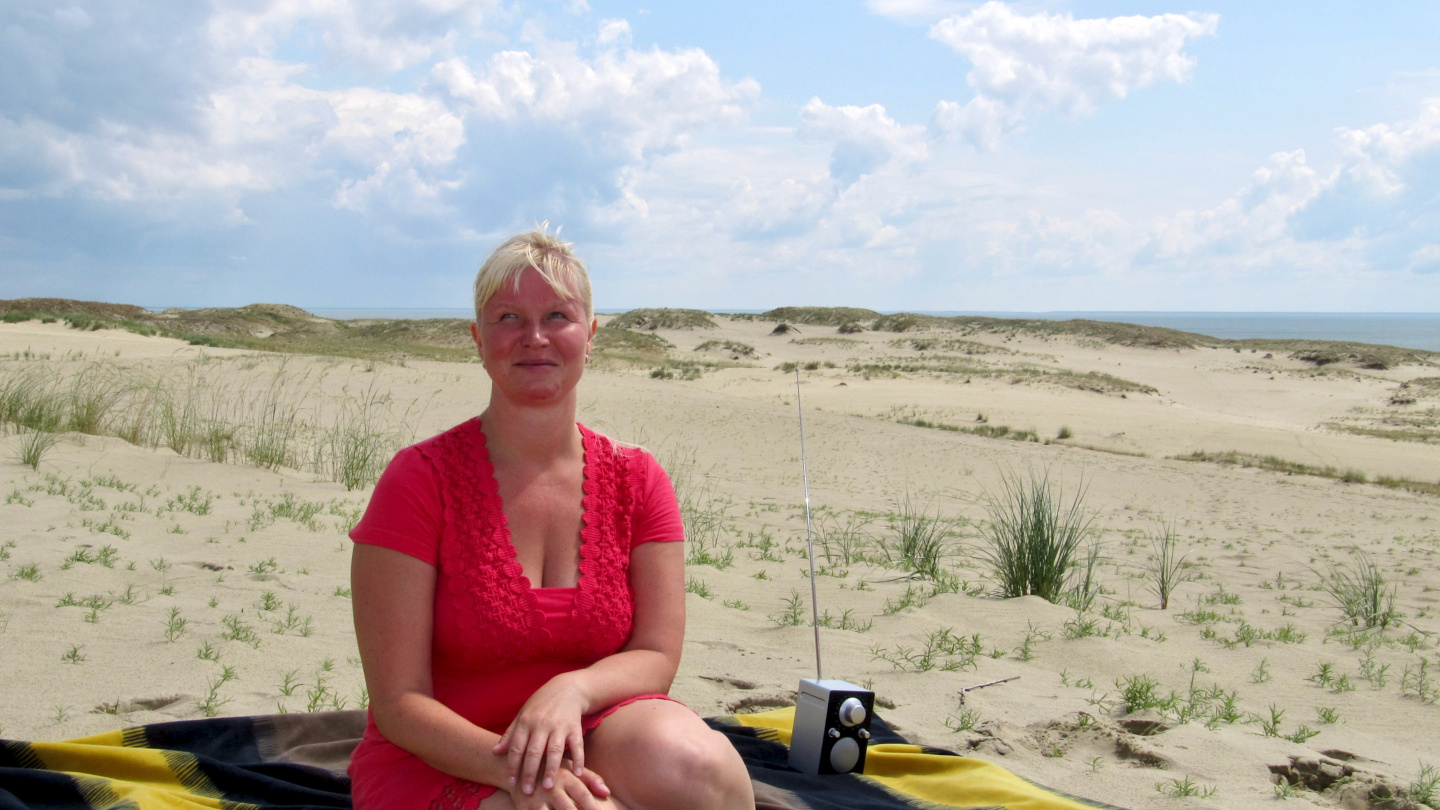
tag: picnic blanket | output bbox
[0,708,1123,809]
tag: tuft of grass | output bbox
[1056,426,1073,440]
[10,562,41,582]
[978,468,1096,603]
[18,430,59,470]
[1144,519,1195,610]
[874,492,954,580]
[1317,549,1398,629]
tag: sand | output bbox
[2,315,1437,810]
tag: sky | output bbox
[1,1,1438,312]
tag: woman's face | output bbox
[472,267,596,408]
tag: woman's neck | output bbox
[479,396,581,466]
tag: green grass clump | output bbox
[872,493,954,580]
[979,469,1097,603]
[1144,520,1195,610]
[1318,549,1398,629]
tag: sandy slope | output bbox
[2,318,1438,810]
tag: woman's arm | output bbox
[498,539,686,795]
[352,543,611,808]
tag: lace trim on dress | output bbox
[428,420,639,666]
[429,777,490,810]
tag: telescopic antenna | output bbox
[795,367,822,680]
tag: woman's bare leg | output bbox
[584,700,753,810]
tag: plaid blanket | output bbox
[0,708,1123,809]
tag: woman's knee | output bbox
[589,705,751,809]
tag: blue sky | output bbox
[2,0,1438,312]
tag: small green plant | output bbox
[333,586,352,598]
[770,589,806,626]
[1250,704,1285,737]
[944,708,981,732]
[1057,426,1073,440]
[873,492,953,581]
[722,599,749,611]
[1317,549,1398,629]
[1144,520,1195,610]
[1409,762,1438,808]
[1251,658,1272,684]
[9,562,41,582]
[684,576,713,600]
[163,607,187,642]
[61,644,85,664]
[19,430,59,470]
[978,467,1096,603]
[1316,706,1340,724]
[221,614,261,648]
[1155,776,1216,798]
[196,641,219,661]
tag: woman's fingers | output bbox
[567,728,585,777]
[539,735,567,790]
[505,725,529,787]
[577,768,608,799]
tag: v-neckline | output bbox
[477,419,591,592]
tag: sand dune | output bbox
[2,313,1438,810]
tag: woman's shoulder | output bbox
[578,424,660,467]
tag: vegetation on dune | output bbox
[0,298,475,362]
[590,325,673,361]
[606,308,717,331]
[978,468,1098,604]
[757,306,881,326]
[0,358,414,489]
[694,339,757,358]
[1174,449,1440,496]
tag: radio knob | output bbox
[858,728,870,740]
[838,697,867,727]
[828,727,840,739]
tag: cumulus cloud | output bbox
[928,2,1217,148]
[797,98,927,186]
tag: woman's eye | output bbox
[548,311,570,320]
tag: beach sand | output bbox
[1,314,1437,809]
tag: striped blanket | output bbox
[0,708,1123,809]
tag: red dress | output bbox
[348,419,684,810]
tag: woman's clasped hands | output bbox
[493,675,611,810]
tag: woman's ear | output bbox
[470,321,482,357]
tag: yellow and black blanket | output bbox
[0,708,1124,809]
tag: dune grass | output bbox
[872,493,954,581]
[0,357,412,489]
[1176,449,1440,497]
[978,468,1097,603]
[1145,520,1195,610]
[1317,549,1399,629]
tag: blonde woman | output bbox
[349,229,753,810]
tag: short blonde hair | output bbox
[473,226,592,321]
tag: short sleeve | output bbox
[630,451,684,548]
[349,446,445,565]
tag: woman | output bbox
[349,229,754,810]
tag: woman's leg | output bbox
[584,700,753,810]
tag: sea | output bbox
[300,309,1440,353]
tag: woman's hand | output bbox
[493,673,599,797]
[505,766,610,810]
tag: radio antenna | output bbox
[795,368,822,680]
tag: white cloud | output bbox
[797,98,928,186]
[1335,98,1440,194]
[928,2,1217,148]
[431,35,759,165]
[866,0,978,24]
[206,0,500,74]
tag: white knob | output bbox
[838,697,867,727]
